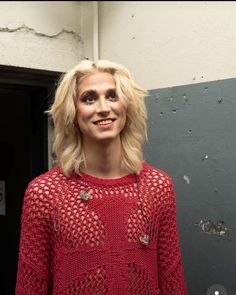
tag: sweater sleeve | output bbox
[157,176,188,294]
[16,181,52,295]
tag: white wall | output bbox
[1,1,236,87]
[99,1,236,90]
[0,1,94,72]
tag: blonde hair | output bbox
[47,59,148,177]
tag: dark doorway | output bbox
[0,66,61,295]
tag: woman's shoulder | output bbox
[140,162,175,194]
[25,166,66,195]
[141,162,176,205]
[142,162,173,183]
[21,167,69,214]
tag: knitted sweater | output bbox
[16,162,188,294]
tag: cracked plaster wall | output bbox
[0,1,93,72]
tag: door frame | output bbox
[0,64,62,173]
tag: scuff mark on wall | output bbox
[183,175,190,184]
[182,94,188,102]
[202,154,209,161]
[217,97,223,103]
[0,23,82,42]
[196,219,230,237]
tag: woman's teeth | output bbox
[96,120,113,125]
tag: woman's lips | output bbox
[93,119,115,129]
[93,119,115,125]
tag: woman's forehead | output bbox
[78,71,116,94]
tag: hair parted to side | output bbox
[47,59,148,177]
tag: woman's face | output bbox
[76,71,127,144]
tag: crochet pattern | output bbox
[16,162,187,294]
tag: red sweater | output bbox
[16,162,188,294]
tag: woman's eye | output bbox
[84,96,95,104]
[109,91,118,101]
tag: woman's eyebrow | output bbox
[105,88,117,95]
[106,88,116,92]
[79,88,117,99]
[79,89,97,98]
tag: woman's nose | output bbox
[97,97,111,113]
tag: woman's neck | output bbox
[81,137,127,179]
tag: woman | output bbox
[16,59,188,294]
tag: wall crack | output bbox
[0,23,83,42]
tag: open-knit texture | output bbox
[16,162,188,294]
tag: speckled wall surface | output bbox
[144,78,236,295]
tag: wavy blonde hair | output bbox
[47,59,148,177]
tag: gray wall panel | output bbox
[144,78,236,295]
